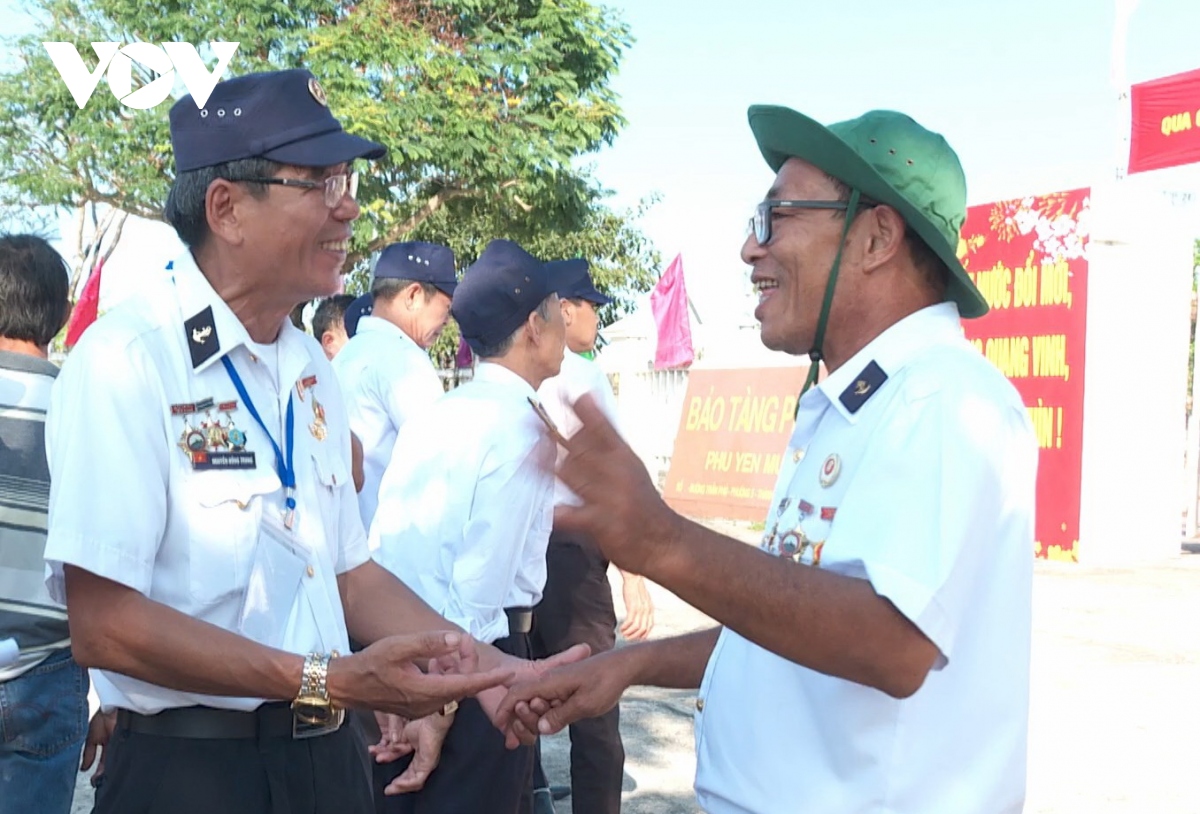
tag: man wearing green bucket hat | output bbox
[498,105,1038,813]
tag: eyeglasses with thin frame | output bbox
[231,172,359,209]
[749,197,879,245]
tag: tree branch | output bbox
[99,210,128,265]
[364,186,475,255]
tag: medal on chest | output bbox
[172,398,257,470]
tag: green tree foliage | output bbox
[0,0,660,310]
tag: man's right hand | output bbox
[495,648,635,744]
[329,631,514,718]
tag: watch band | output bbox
[298,652,330,702]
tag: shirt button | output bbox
[306,565,315,578]
[695,697,705,712]
[793,449,804,463]
[249,353,259,363]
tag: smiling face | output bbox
[410,287,453,349]
[238,163,359,303]
[741,158,858,356]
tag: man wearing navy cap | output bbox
[530,259,654,814]
[333,241,457,528]
[369,239,566,813]
[41,71,563,814]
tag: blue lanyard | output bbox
[221,355,297,528]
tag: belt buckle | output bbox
[292,708,344,740]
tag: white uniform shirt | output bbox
[369,362,555,644]
[693,303,1037,814]
[536,351,621,507]
[331,316,443,527]
[43,252,368,715]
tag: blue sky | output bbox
[3,0,1199,321]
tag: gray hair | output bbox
[163,157,281,248]
[823,172,949,295]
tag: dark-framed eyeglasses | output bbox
[749,199,851,246]
[231,172,359,209]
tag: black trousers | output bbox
[94,711,373,814]
[374,631,535,814]
[529,533,625,814]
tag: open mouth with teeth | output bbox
[319,240,350,253]
[755,279,779,300]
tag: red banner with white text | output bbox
[959,188,1090,562]
[1129,67,1200,174]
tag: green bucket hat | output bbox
[748,105,986,319]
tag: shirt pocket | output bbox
[186,471,281,606]
[309,446,351,552]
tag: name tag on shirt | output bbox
[191,451,258,470]
[238,521,306,649]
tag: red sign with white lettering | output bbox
[1129,67,1200,174]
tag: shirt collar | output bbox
[811,302,965,423]
[171,251,312,384]
[0,349,58,377]
[356,315,420,350]
[472,361,538,399]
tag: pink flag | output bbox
[650,253,694,369]
[65,258,103,348]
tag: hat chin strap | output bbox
[797,188,861,408]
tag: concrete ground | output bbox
[72,520,1200,812]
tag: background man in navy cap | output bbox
[311,294,366,492]
[530,258,654,814]
[333,241,456,529]
[368,239,566,813]
[41,70,575,814]
[500,106,1037,814]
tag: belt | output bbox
[505,606,533,634]
[115,701,307,740]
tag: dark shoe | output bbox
[550,785,572,801]
[532,788,557,814]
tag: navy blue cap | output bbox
[548,258,612,306]
[452,240,555,353]
[344,294,374,338]
[169,69,386,173]
[373,242,458,297]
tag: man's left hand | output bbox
[380,710,456,794]
[80,709,116,788]
[619,574,654,641]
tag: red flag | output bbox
[650,253,694,369]
[65,258,103,348]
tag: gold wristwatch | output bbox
[292,651,345,737]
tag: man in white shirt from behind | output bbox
[369,239,567,814]
[531,258,654,814]
[332,241,455,528]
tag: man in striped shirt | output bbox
[0,234,80,814]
